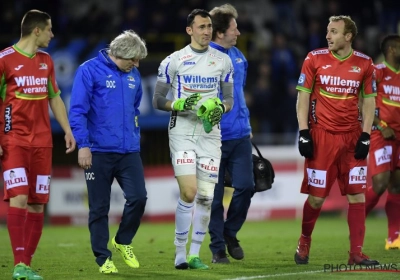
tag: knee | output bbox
[181,189,197,203]
[372,181,388,195]
[89,204,109,218]
[372,174,390,195]
[389,182,400,194]
[308,195,325,209]
[126,195,147,208]
[196,194,213,208]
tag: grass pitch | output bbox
[0,216,399,279]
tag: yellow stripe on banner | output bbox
[320,89,355,100]
[382,97,400,107]
[16,92,47,100]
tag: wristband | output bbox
[170,101,176,111]
[219,103,226,113]
[376,120,388,131]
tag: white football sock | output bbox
[189,194,213,256]
[174,198,193,264]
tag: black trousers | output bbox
[85,152,147,266]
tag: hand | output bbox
[298,129,313,158]
[354,132,370,160]
[196,97,224,117]
[65,132,76,154]
[207,103,224,126]
[78,147,92,170]
[172,93,202,111]
[381,126,396,140]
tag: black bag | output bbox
[251,142,275,192]
[224,142,275,192]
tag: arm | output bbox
[296,91,310,130]
[220,81,233,113]
[296,91,313,158]
[69,66,93,168]
[152,80,173,111]
[354,96,375,160]
[374,115,395,140]
[134,77,143,116]
[49,96,76,154]
[361,96,375,134]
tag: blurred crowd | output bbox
[0,0,399,144]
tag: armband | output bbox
[220,103,226,113]
[376,120,388,131]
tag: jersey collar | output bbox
[210,41,228,54]
[383,61,400,74]
[98,49,119,71]
[330,48,353,61]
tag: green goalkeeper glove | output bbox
[171,93,202,111]
[197,97,225,133]
[207,102,224,126]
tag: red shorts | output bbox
[300,127,367,198]
[2,146,52,204]
[368,132,400,177]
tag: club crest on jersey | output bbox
[349,66,361,73]
[39,63,48,70]
[235,58,243,63]
[208,53,223,61]
[127,76,135,82]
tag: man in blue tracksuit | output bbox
[69,30,148,274]
[208,4,254,263]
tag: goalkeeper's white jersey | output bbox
[157,45,234,137]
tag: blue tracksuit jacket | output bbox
[209,42,251,140]
[69,49,142,153]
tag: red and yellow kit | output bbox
[369,61,400,177]
[0,45,60,148]
[296,48,376,133]
[0,45,59,203]
[373,61,400,137]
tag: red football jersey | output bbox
[296,48,376,133]
[0,45,60,147]
[372,61,400,137]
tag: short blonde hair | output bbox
[329,15,358,42]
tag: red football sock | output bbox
[365,186,381,216]
[301,200,322,237]
[7,207,27,265]
[24,212,44,266]
[348,202,365,253]
[385,193,400,241]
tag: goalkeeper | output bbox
[152,8,233,270]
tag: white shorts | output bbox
[169,134,221,183]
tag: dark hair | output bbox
[187,9,211,27]
[21,9,51,37]
[380,34,400,56]
[209,4,238,40]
